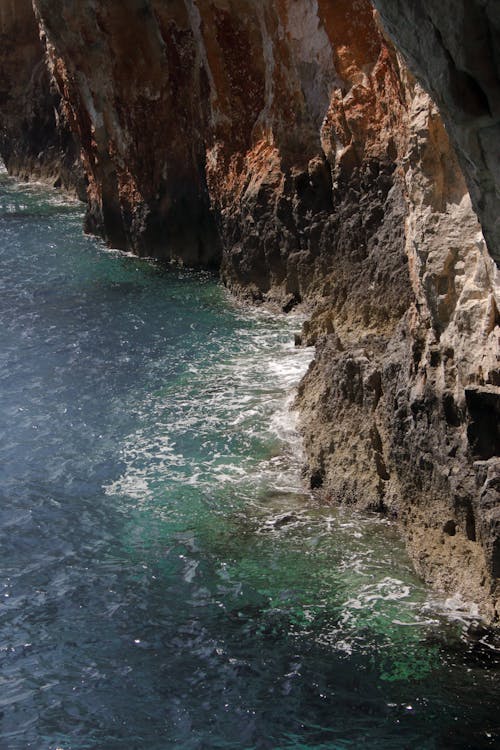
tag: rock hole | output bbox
[310,470,324,490]
[443,392,462,427]
[465,507,476,542]
[443,520,456,536]
[412,337,425,369]
[370,424,383,454]
[430,349,441,367]
[465,386,500,459]
[374,452,390,481]
[366,370,382,410]
[294,171,309,198]
[485,296,500,337]
[437,276,448,295]
[282,292,301,313]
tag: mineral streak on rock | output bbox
[2,0,498,618]
[0,0,83,194]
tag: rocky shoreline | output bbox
[0,0,498,621]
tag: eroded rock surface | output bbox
[2,0,498,618]
[298,85,500,618]
[30,0,410,292]
[372,0,500,267]
[0,0,83,193]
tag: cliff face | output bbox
[0,0,83,194]
[31,0,410,298]
[3,1,499,619]
[32,0,220,263]
[372,0,500,267]
[366,0,500,617]
[297,84,500,617]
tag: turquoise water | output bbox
[0,173,498,749]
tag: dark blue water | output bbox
[0,172,498,750]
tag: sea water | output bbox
[0,172,498,749]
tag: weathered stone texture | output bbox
[32,0,220,263]
[372,0,500,267]
[0,0,83,194]
[297,85,500,619]
[30,0,410,294]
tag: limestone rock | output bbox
[0,0,83,194]
[29,0,411,294]
[297,85,500,620]
[372,0,500,267]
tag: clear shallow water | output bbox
[0,174,498,750]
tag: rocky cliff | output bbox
[1,0,498,620]
[372,0,500,268]
[31,0,412,294]
[0,0,83,194]
[297,83,499,617]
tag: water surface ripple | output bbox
[0,174,498,749]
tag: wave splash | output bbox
[105,310,313,504]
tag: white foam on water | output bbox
[423,592,481,625]
[104,305,314,507]
[7,176,81,207]
[342,578,412,613]
[103,293,482,641]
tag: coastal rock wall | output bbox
[372,0,500,267]
[31,0,410,302]
[367,0,500,617]
[297,84,499,618]
[0,0,83,194]
[3,1,499,618]
[214,0,411,315]
[33,0,219,263]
